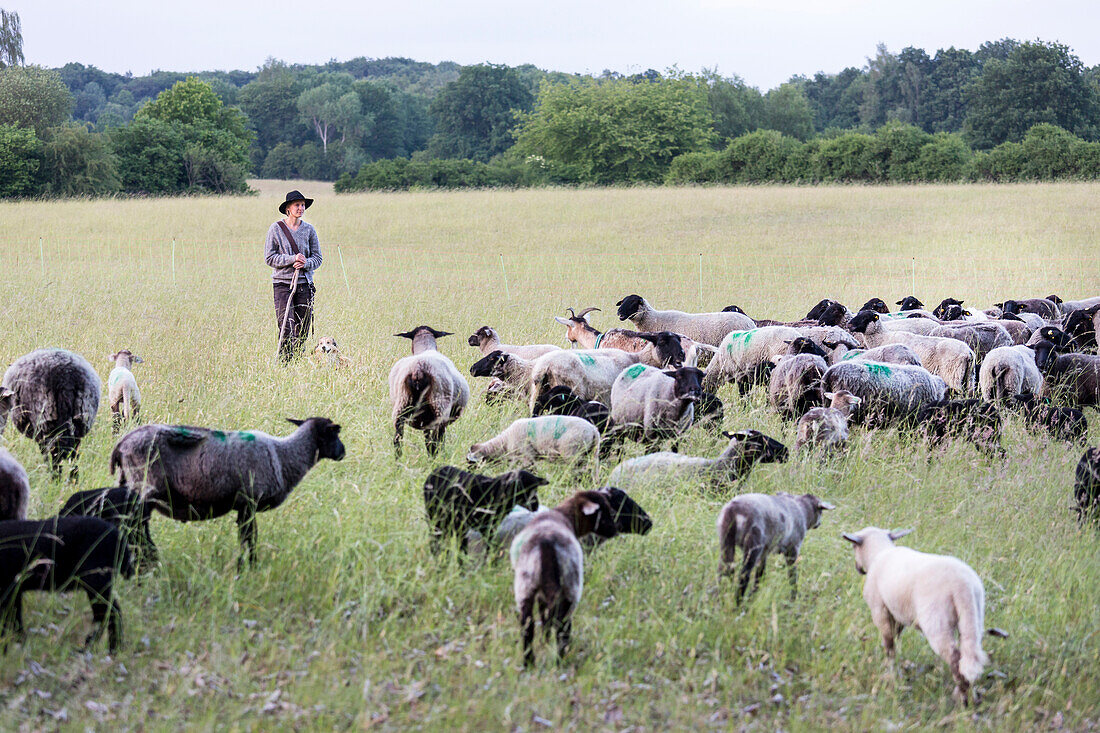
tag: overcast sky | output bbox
[10,0,1099,89]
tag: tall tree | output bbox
[427,64,533,161]
[965,40,1100,148]
[0,65,72,135]
[761,83,814,140]
[0,9,23,68]
[238,59,307,154]
[295,73,360,154]
[918,47,979,132]
[703,70,764,143]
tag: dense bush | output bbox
[39,124,120,196]
[335,156,533,191]
[0,123,41,197]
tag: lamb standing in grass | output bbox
[108,349,142,431]
[795,390,862,453]
[467,415,600,467]
[389,326,470,457]
[0,447,29,521]
[110,417,345,566]
[1,348,101,478]
[842,527,1004,705]
[717,492,834,603]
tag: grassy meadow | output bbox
[1,182,1099,730]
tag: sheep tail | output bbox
[109,442,123,480]
[405,370,432,406]
[954,585,989,683]
[535,538,562,611]
[718,509,745,568]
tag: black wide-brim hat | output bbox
[279,190,314,215]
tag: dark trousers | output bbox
[274,280,315,361]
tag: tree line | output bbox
[0,15,1098,197]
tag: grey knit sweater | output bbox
[264,220,322,285]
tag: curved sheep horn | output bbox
[841,533,863,545]
[565,307,577,318]
[576,307,601,318]
[888,528,914,541]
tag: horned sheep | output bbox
[842,527,1004,705]
[717,492,834,603]
[553,308,689,368]
[110,417,345,566]
[388,326,470,456]
[1,348,101,478]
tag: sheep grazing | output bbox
[0,447,29,521]
[494,485,653,550]
[607,364,704,446]
[821,360,947,427]
[979,344,1045,402]
[768,337,828,419]
[110,417,345,566]
[915,399,1004,457]
[717,492,834,604]
[389,326,470,456]
[703,325,802,395]
[896,296,925,311]
[795,390,862,453]
[0,516,134,652]
[58,486,158,570]
[108,349,142,431]
[467,326,561,361]
[1074,448,1100,524]
[554,308,688,368]
[607,429,788,492]
[527,347,641,414]
[614,294,756,347]
[531,385,611,434]
[1,348,101,478]
[422,466,546,553]
[510,490,618,666]
[470,350,534,404]
[1010,394,1088,444]
[1037,344,1100,407]
[842,527,1003,705]
[467,416,601,467]
[847,310,976,394]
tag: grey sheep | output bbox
[703,325,803,394]
[768,337,828,420]
[1,348,101,478]
[0,447,29,521]
[0,516,134,652]
[821,359,947,427]
[607,429,788,492]
[110,417,345,566]
[607,364,704,445]
[615,294,756,346]
[717,492,834,603]
[511,490,618,666]
[848,311,975,394]
[795,390,863,453]
[388,326,470,457]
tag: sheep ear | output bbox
[819,501,836,510]
[394,330,415,339]
[842,533,863,545]
[430,329,453,338]
[888,528,914,541]
[581,500,600,516]
[109,352,119,362]
[287,418,306,426]
[554,316,572,326]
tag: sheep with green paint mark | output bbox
[527,348,642,414]
[847,311,976,394]
[821,359,947,427]
[607,364,704,445]
[467,415,600,467]
[703,325,802,395]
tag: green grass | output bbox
[1,182,1099,729]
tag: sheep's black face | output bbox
[1002,300,1022,315]
[896,296,923,311]
[653,332,687,368]
[666,367,704,403]
[847,310,879,333]
[301,418,345,461]
[501,470,547,511]
[1000,312,1023,322]
[805,299,835,320]
[533,385,579,416]
[817,303,848,326]
[859,298,889,314]
[600,486,653,535]
[941,304,966,321]
[932,297,964,319]
[468,327,493,347]
[615,294,644,321]
[470,351,507,377]
[1040,327,1072,349]
[789,337,827,358]
[722,304,746,314]
[698,392,723,421]
[745,432,789,464]
[1046,294,1064,305]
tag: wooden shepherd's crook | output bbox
[274,268,300,361]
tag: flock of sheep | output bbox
[1,290,1099,706]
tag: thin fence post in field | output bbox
[337,245,352,297]
[499,253,510,300]
[38,237,45,278]
[698,253,703,310]
[911,257,916,295]
[171,238,176,284]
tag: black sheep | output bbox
[1074,448,1100,525]
[915,399,1004,457]
[1,516,134,652]
[531,385,611,434]
[1010,395,1088,444]
[422,466,546,553]
[59,487,158,570]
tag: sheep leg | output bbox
[112,408,122,434]
[424,426,446,457]
[785,553,798,601]
[237,505,258,568]
[519,597,536,668]
[735,546,763,604]
[138,514,159,570]
[870,604,899,661]
[553,600,574,660]
[393,417,405,458]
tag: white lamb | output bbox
[108,349,142,431]
[467,415,600,467]
[842,527,1005,705]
